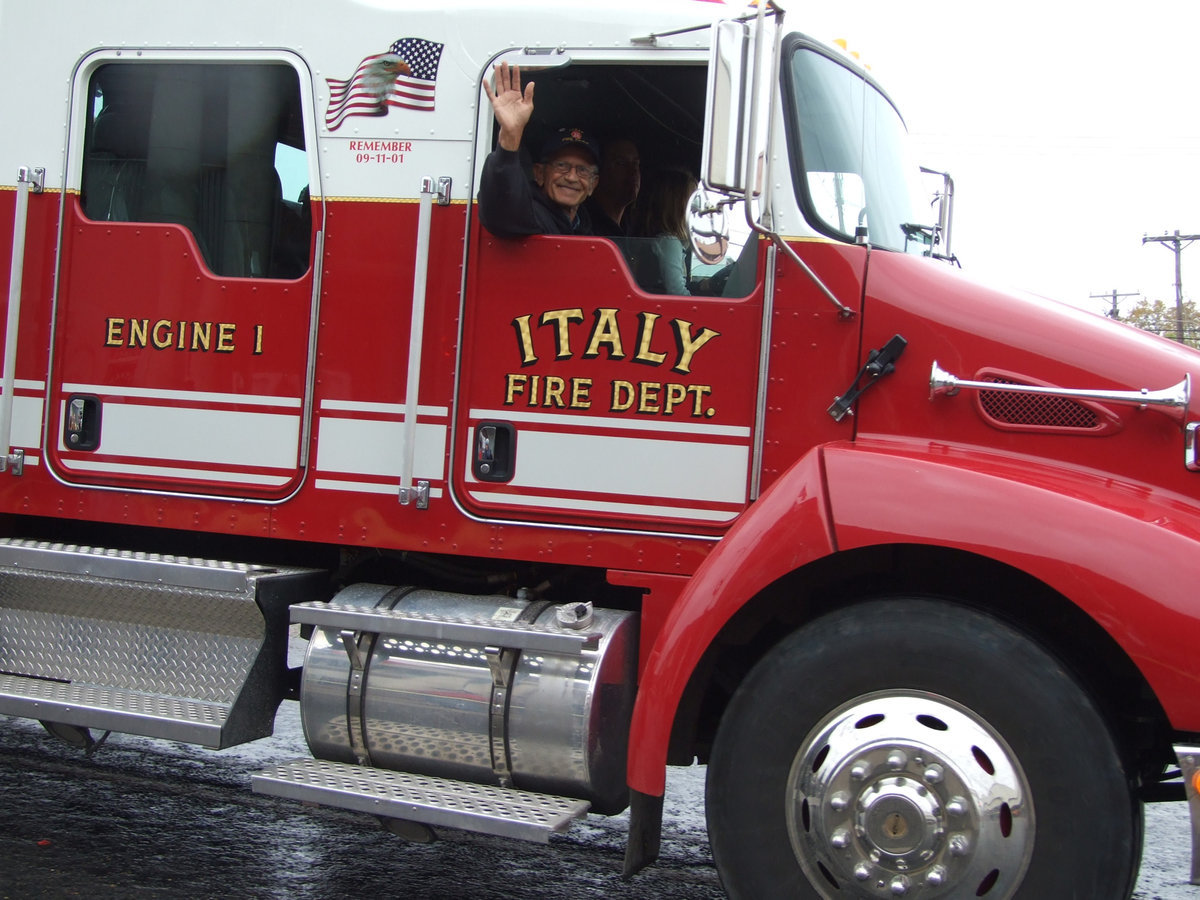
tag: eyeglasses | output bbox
[547,160,598,179]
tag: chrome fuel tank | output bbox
[299,584,638,814]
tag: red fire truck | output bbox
[3,1,1199,896]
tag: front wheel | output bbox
[706,598,1141,899]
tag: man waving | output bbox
[478,62,600,237]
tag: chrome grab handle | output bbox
[930,362,1192,421]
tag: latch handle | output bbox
[828,334,908,422]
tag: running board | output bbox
[0,539,328,748]
[253,758,591,843]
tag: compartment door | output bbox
[48,56,319,499]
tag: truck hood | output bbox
[863,249,1200,412]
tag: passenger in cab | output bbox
[479,62,599,237]
[585,138,640,237]
[632,166,698,295]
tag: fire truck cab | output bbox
[3,1,1200,897]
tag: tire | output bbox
[706,597,1142,899]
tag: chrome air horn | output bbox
[930,362,1191,421]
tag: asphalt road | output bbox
[0,704,1196,899]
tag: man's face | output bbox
[533,148,598,218]
[599,140,640,206]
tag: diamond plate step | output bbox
[0,673,227,745]
[252,758,591,843]
[291,600,601,654]
[0,538,329,748]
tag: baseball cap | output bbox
[538,127,600,165]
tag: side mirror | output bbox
[701,20,750,194]
[688,186,730,265]
[920,166,955,261]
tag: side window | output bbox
[81,62,311,279]
[506,62,757,298]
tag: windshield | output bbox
[784,43,928,253]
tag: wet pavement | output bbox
[0,704,1196,899]
[0,706,719,899]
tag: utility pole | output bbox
[1143,230,1200,343]
[1089,290,1138,320]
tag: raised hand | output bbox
[484,61,535,151]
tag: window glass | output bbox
[81,62,311,279]
[505,61,758,298]
[786,47,929,253]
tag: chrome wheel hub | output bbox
[785,691,1033,898]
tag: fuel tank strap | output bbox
[485,600,550,788]
[336,587,418,767]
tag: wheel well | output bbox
[671,543,1172,783]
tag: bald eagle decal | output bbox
[326,37,444,131]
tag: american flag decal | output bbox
[325,37,444,131]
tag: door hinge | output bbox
[18,166,45,193]
[399,480,430,509]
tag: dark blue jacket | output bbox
[478,148,593,238]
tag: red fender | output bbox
[626,446,838,796]
[824,439,1200,730]
[627,437,1200,797]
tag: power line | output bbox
[1089,289,1138,319]
[1143,230,1200,342]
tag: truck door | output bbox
[455,55,764,534]
[47,52,319,499]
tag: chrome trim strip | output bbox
[298,228,325,469]
[399,179,436,505]
[750,243,776,500]
[0,168,44,474]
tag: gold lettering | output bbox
[152,319,173,350]
[105,318,125,347]
[254,324,264,355]
[505,373,527,405]
[663,383,688,415]
[570,377,592,409]
[528,374,540,406]
[216,322,236,353]
[611,380,634,412]
[177,321,186,350]
[540,308,584,359]
[637,381,661,414]
[688,384,713,416]
[634,312,667,366]
[544,375,566,408]
[512,314,537,365]
[129,319,149,348]
[191,322,211,352]
[671,319,720,375]
[583,308,625,360]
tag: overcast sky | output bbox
[799,1,1200,317]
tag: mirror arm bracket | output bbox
[765,229,856,318]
